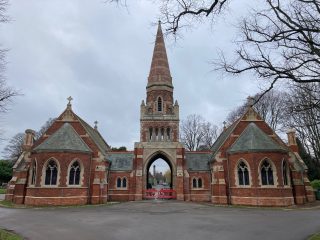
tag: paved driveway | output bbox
[0,201,319,240]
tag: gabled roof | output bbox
[228,123,288,154]
[106,152,134,171]
[185,152,212,171]
[77,116,110,156]
[34,123,91,153]
[211,120,239,156]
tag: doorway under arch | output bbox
[145,153,173,190]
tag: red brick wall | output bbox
[108,172,131,201]
[188,172,211,202]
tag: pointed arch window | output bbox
[261,160,274,185]
[45,160,58,185]
[238,161,250,186]
[198,178,202,188]
[192,177,203,189]
[123,178,127,188]
[149,128,153,141]
[167,128,171,140]
[116,177,127,189]
[157,97,162,112]
[282,160,289,186]
[69,161,81,185]
[31,161,37,185]
[117,177,122,188]
[192,178,197,188]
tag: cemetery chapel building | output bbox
[6,23,315,206]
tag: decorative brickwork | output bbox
[5,23,315,207]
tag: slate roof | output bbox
[228,123,288,154]
[77,116,110,156]
[34,123,91,153]
[185,152,212,171]
[106,152,134,171]
[211,121,238,156]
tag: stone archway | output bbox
[143,151,177,193]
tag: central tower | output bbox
[140,21,179,142]
[134,22,185,201]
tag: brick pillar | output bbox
[211,163,228,205]
[302,172,316,202]
[175,148,184,200]
[291,170,307,205]
[134,147,143,200]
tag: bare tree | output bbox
[226,90,286,133]
[160,0,228,34]
[0,79,18,114]
[0,0,17,116]
[3,133,24,161]
[0,0,9,23]
[35,118,56,139]
[201,122,219,149]
[2,118,56,162]
[218,0,320,104]
[282,83,320,162]
[180,114,219,151]
[181,114,205,151]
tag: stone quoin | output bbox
[5,22,315,206]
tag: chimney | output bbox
[286,128,298,152]
[23,129,35,151]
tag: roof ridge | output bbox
[75,114,110,155]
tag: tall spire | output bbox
[147,21,172,87]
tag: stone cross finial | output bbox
[67,96,73,109]
[223,121,227,131]
[247,96,255,107]
[94,120,98,130]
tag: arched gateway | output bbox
[5,22,315,207]
[144,151,174,189]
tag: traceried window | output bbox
[282,160,289,186]
[237,161,250,186]
[45,160,58,185]
[261,160,274,185]
[31,161,37,185]
[157,97,162,112]
[69,161,81,185]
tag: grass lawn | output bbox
[0,200,15,208]
[0,188,6,194]
[0,229,22,240]
[309,233,320,240]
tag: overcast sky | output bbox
[0,0,264,157]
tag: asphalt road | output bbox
[0,201,319,240]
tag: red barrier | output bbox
[145,188,177,200]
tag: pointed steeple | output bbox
[147,21,172,88]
